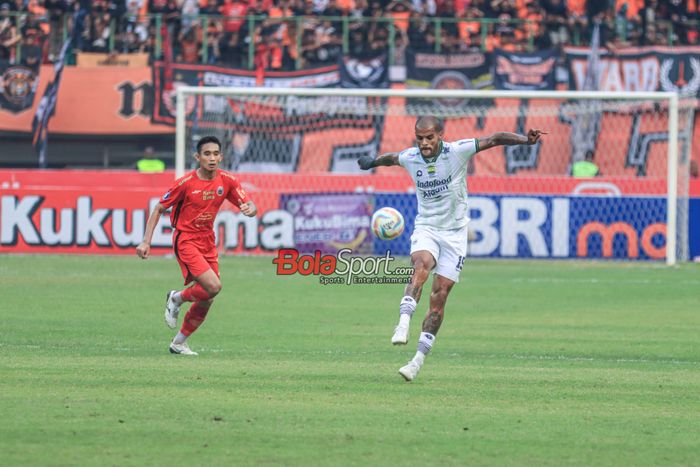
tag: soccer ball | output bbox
[371,207,405,240]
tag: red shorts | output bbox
[173,231,219,285]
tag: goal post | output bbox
[175,87,693,265]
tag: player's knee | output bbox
[205,280,222,297]
[411,261,431,281]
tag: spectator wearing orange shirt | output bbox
[456,0,484,49]
[220,0,247,33]
[178,26,201,63]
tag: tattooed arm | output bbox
[357,152,401,170]
[477,129,546,152]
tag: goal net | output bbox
[175,87,695,264]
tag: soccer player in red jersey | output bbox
[136,136,257,355]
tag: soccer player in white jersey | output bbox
[358,116,545,381]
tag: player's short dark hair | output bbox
[196,136,221,154]
[415,116,444,133]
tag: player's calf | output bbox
[169,301,212,356]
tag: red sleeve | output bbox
[159,174,191,209]
[224,173,250,207]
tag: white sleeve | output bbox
[398,148,414,168]
[453,138,478,164]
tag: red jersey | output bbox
[159,169,250,234]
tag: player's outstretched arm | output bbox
[477,129,546,152]
[136,203,166,259]
[357,153,400,170]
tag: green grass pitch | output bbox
[1,255,699,466]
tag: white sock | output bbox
[415,332,435,361]
[172,291,184,305]
[172,332,187,345]
[399,296,416,325]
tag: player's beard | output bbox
[420,146,435,157]
[421,142,440,158]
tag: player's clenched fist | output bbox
[357,155,375,170]
[136,241,150,259]
[240,201,257,217]
[527,129,547,145]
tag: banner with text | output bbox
[493,49,557,91]
[2,170,698,260]
[0,66,171,134]
[405,48,493,114]
[565,45,700,96]
[151,62,342,126]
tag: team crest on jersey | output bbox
[427,165,436,177]
[216,186,224,196]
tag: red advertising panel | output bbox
[2,169,698,256]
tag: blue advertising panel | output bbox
[689,197,700,261]
[371,193,673,260]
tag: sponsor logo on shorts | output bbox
[162,191,171,200]
[456,255,465,271]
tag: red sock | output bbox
[180,283,212,303]
[180,302,211,337]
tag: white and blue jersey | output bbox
[398,138,479,230]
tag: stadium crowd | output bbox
[0,0,699,69]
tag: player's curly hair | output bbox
[196,136,222,154]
